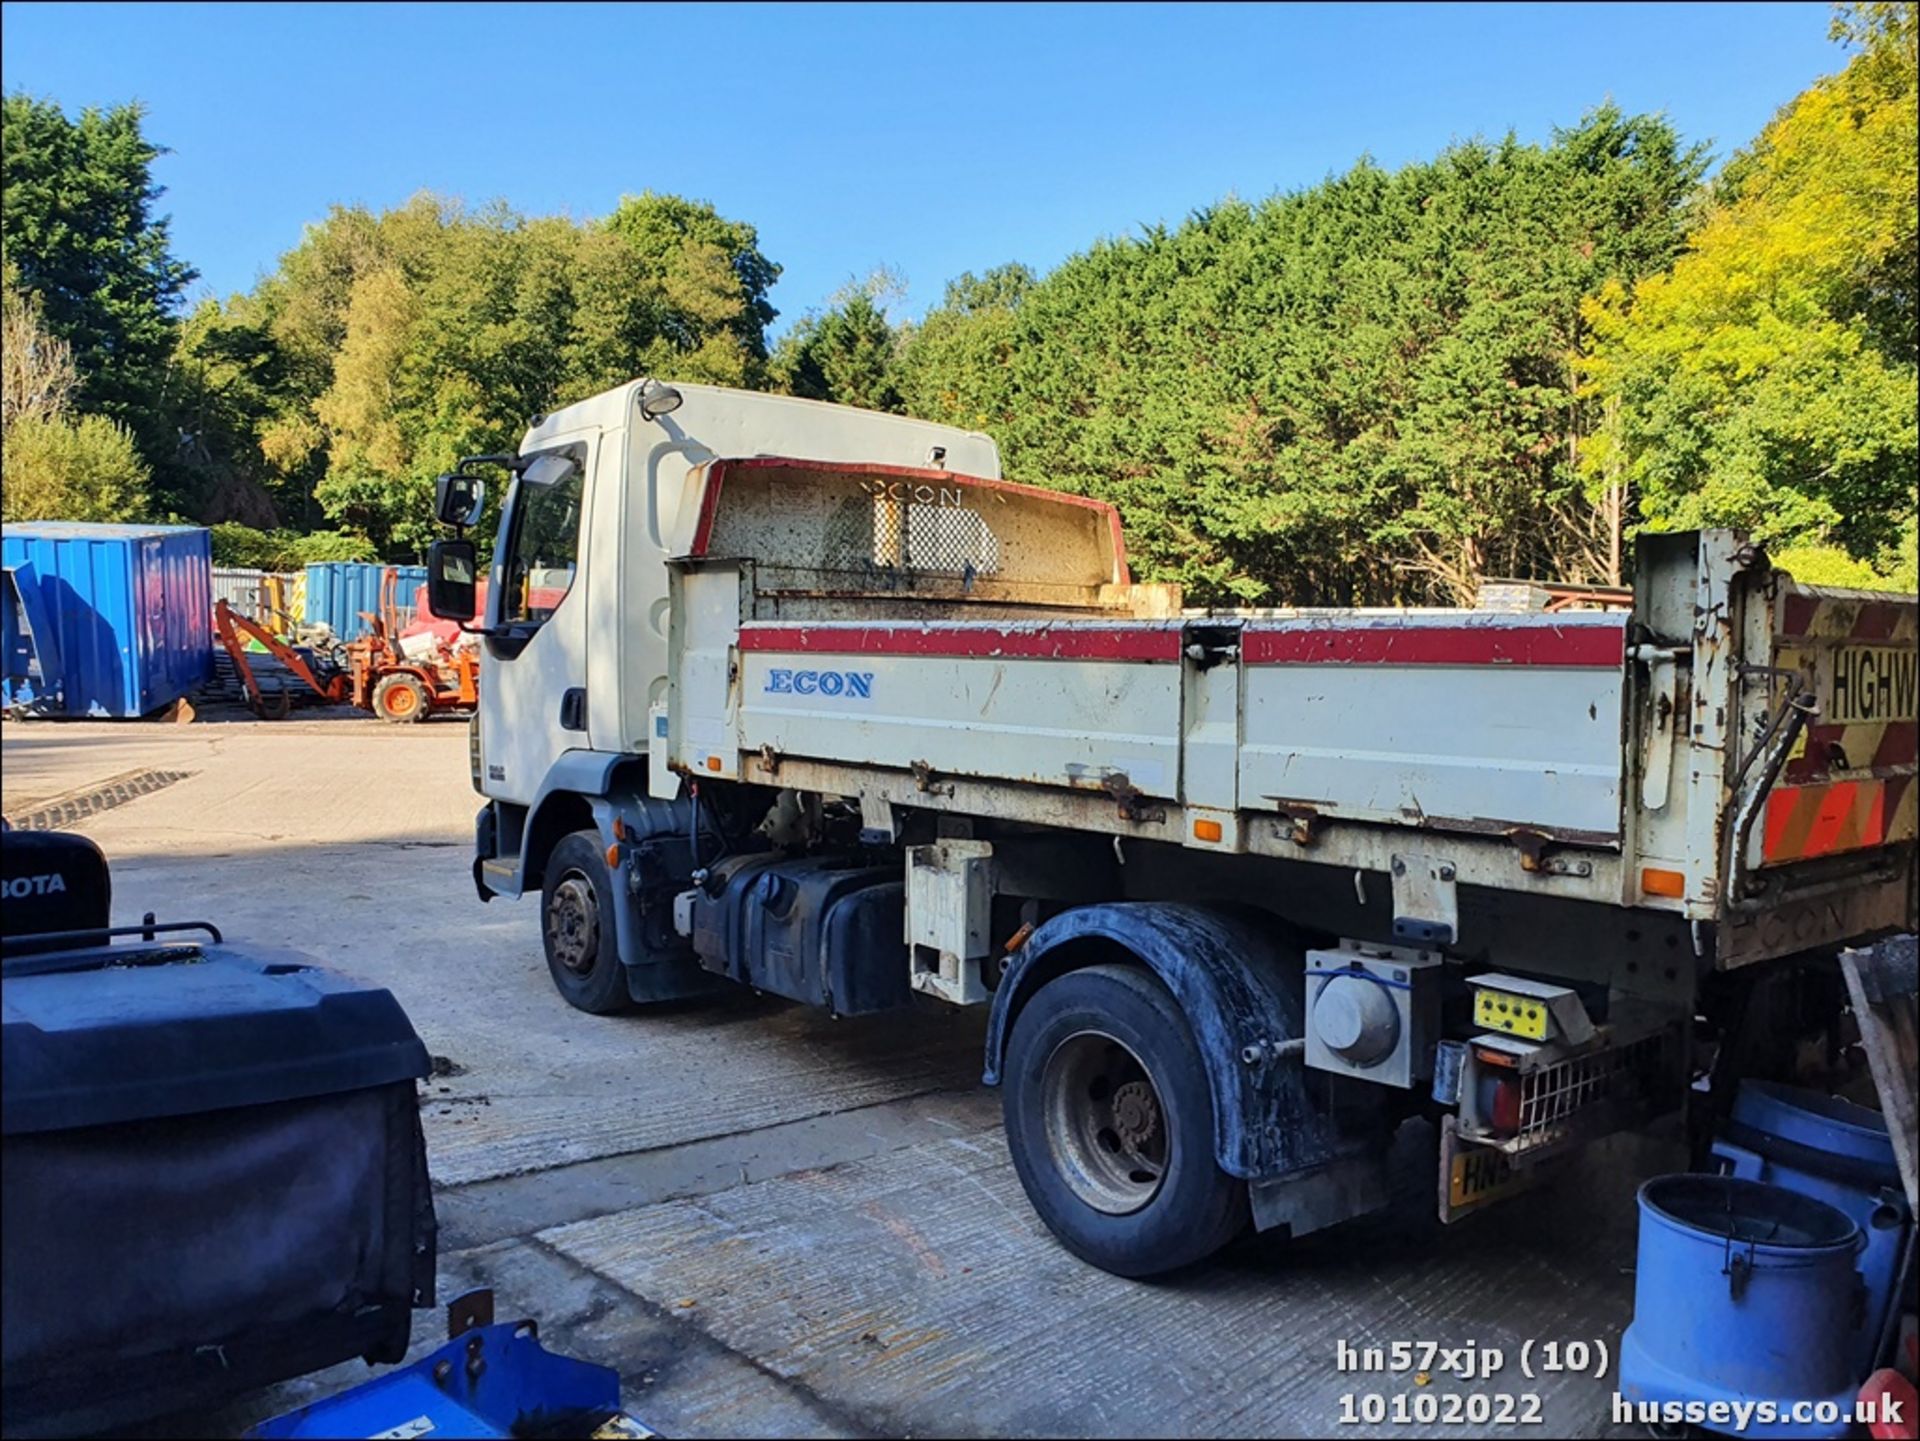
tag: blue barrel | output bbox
[1715,1081,1910,1378]
[1621,1175,1864,1438]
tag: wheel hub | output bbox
[1110,1080,1162,1151]
[1040,1030,1170,1215]
[547,874,599,974]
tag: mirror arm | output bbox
[456,453,525,473]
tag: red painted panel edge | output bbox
[738,624,1182,662]
[1243,624,1626,667]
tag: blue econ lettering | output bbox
[764,668,874,699]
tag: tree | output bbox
[896,264,1033,432]
[1,94,195,482]
[2,263,77,426]
[1580,3,1918,582]
[1,412,151,522]
[182,190,783,555]
[208,522,375,569]
[773,270,906,411]
[594,192,781,388]
[896,111,1702,604]
[0,273,149,523]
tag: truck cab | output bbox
[457,380,1003,920]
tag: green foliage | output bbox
[1,272,151,522]
[894,110,1703,603]
[1,411,150,522]
[1580,3,1917,571]
[208,522,376,569]
[10,16,1911,604]
[181,191,782,553]
[1,93,195,497]
[1772,543,1910,591]
[894,265,1034,430]
[286,528,379,565]
[774,271,906,411]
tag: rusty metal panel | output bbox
[1756,585,1918,869]
[688,461,1127,608]
[1236,612,1628,842]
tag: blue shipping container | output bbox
[304,563,427,641]
[1,523,213,718]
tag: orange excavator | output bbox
[213,567,478,723]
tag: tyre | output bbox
[1002,963,1248,1277]
[249,684,292,721]
[540,830,631,1014]
[372,673,431,724]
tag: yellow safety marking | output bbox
[1473,988,1549,1040]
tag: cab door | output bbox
[478,435,596,805]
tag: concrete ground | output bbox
[2,712,1674,1438]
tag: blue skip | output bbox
[250,1291,655,1440]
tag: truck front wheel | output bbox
[1002,963,1248,1277]
[540,830,631,1014]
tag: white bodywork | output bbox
[478,383,999,806]
[477,382,1916,972]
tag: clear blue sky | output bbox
[2,1,1840,334]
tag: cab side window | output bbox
[502,451,584,624]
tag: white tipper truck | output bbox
[422,378,1918,1277]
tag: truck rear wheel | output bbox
[540,830,631,1014]
[1002,963,1248,1277]
[372,673,430,724]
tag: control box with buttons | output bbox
[1466,973,1593,1046]
[1303,940,1444,1089]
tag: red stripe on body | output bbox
[1849,602,1905,642]
[1242,623,1625,668]
[1764,779,1889,862]
[738,624,1183,662]
[1763,787,1801,859]
[1779,592,1909,640]
[1781,593,1821,638]
[1804,781,1868,858]
[1877,722,1919,769]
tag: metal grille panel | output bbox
[820,496,1002,577]
[1510,1029,1674,1154]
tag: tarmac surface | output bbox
[2,711,1672,1437]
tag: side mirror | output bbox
[426,539,478,622]
[434,473,487,529]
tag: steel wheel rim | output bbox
[547,873,600,974]
[1041,1029,1169,1215]
[385,685,420,717]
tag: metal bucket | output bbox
[1621,1174,1865,1438]
[1715,1081,1910,1377]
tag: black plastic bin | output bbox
[1,936,437,1436]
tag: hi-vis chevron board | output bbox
[1765,589,1919,867]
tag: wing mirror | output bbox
[434,473,487,529]
[426,539,478,622]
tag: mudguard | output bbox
[983,902,1350,1181]
[487,750,643,899]
[591,791,724,1003]
[470,805,496,904]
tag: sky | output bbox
[1,1,1842,336]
